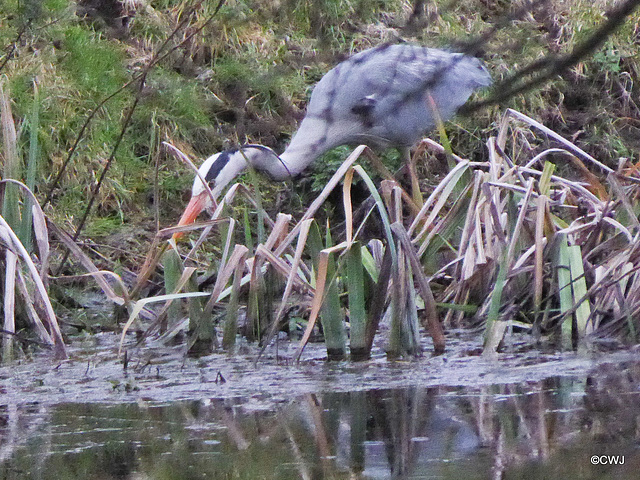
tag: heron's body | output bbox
[287,44,490,159]
[176,44,491,231]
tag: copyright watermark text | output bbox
[591,455,625,465]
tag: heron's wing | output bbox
[293,44,489,152]
[309,45,459,120]
[357,45,458,102]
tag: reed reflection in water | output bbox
[2,362,640,479]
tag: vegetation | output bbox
[0,0,639,361]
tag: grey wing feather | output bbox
[293,43,491,152]
[311,45,453,114]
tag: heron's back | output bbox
[288,44,491,156]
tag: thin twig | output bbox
[53,0,226,274]
[43,0,227,207]
[462,0,640,114]
[0,21,28,73]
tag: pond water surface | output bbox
[1,332,639,479]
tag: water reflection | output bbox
[2,362,640,479]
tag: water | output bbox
[1,373,639,479]
[1,334,639,478]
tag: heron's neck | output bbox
[274,147,319,180]
[269,116,346,180]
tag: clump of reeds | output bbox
[0,81,66,360]
[5,92,640,364]
[5,88,639,363]
[106,107,640,361]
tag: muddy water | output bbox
[1,332,640,479]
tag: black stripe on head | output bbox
[240,144,277,156]
[205,151,231,183]
[239,144,292,178]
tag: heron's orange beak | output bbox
[172,192,208,240]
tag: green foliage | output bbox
[213,55,255,87]
[276,0,403,44]
[163,248,184,326]
[593,48,623,74]
[43,0,68,12]
[346,243,367,351]
[85,215,124,237]
[62,26,128,95]
[134,69,216,156]
[311,147,402,193]
[20,84,41,252]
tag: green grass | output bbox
[62,26,128,95]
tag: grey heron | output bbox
[176,43,492,232]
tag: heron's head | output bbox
[173,145,282,239]
[448,53,492,90]
[427,53,492,120]
[465,56,492,88]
